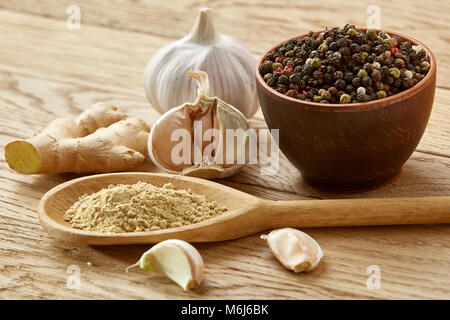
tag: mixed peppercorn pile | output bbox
[259,25,431,104]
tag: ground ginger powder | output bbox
[63,181,227,233]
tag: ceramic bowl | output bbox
[256,29,436,191]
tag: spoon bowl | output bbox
[39,172,450,245]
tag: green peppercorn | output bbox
[359,52,368,61]
[318,89,326,95]
[285,50,294,57]
[320,90,331,101]
[347,28,357,38]
[376,90,387,99]
[313,95,321,102]
[263,73,272,82]
[357,69,368,78]
[340,93,351,104]
[272,62,283,71]
[389,67,401,79]
[383,38,394,48]
[366,29,377,41]
[311,57,322,69]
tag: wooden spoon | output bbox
[39,172,450,245]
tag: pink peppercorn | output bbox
[273,67,283,74]
[275,56,284,62]
[284,65,294,71]
[391,47,398,54]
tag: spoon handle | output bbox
[262,196,450,228]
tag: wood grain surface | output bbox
[0,0,449,299]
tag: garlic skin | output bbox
[144,7,259,118]
[133,239,204,291]
[148,71,249,179]
[264,228,324,273]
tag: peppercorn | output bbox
[345,84,354,93]
[352,77,362,88]
[263,73,272,82]
[404,70,413,80]
[383,38,394,48]
[276,84,288,94]
[339,47,351,56]
[289,84,300,91]
[290,73,300,84]
[347,28,357,38]
[340,94,351,104]
[297,94,306,100]
[285,50,294,57]
[357,87,366,95]
[273,67,283,74]
[320,90,331,101]
[272,62,283,71]
[362,76,372,87]
[357,93,370,102]
[389,67,401,79]
[335,79,346,90]
[371,70,382,82]
[376,90,387,99]
[366,29,377,41]
[259,62,272,75]
[286,89,299,97]
[313,95,321,102]
[357,69,368,78]
[333,70,344,80]
[328,86,338,95]
[421,61,430,73]
[278,74,290,85]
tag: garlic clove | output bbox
[264,228,324,273]
[148,71,249,179]
[134,239,204,291]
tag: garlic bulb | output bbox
[144,7,259,118]
[148,71,249,179]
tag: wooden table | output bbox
[1,0,449,300]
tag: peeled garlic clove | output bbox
[133,239,204,291]
[148,71,249,179]
[144,7,259,118]
[264,228,324,273]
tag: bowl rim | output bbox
[255,28,436,112]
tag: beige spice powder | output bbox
[63,181,227,233]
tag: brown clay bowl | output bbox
[256,29,437,191]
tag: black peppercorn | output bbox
[290,73,300,84]
[258,63,272,76]
[371,70,382,82]
[278,74,290,85]
[335,79,346,90]
[333,70,344,80]
[362,76,372,87]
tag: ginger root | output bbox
[5,102,150,174]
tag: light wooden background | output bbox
[0,0,449,299]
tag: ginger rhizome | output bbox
[5,102,150,174]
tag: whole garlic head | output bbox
[264,228,324,273]
[144,7,259,118]
[148,71,249,179]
